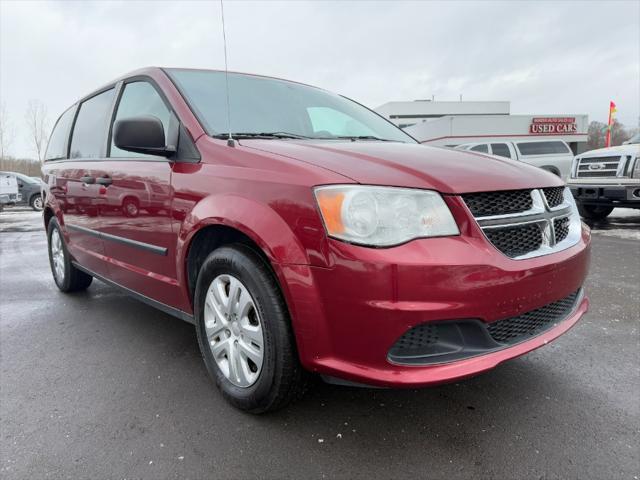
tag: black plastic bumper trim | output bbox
[388,289,583,366]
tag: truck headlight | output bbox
[633,157,640,178]
[314,185,459,247]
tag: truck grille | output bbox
[462,188,580,259]
[575,156,622,178]
[487,290,580,344]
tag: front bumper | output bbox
[281,218,591,388]
[569,183,640,207]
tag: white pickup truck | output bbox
[0,173,22,212]
[567,134,640,220]
[455,139,574,180]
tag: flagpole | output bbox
[605,102,612,147]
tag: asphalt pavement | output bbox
[1,207,639,479]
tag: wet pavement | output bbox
[1,207,639,479]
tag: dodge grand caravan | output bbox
[42,68,591,413]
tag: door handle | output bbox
[80,175,95,184]
[96,176,113,186]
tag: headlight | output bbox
[633,157,640,178]
[314,185,459,247]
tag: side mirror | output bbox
[113,116,176,157]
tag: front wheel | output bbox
[578,204,614,220]
[194,244,307,413]
[47,219,93,292]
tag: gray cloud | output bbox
[1,0,638,158]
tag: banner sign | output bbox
[529,117,577,134]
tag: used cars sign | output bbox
[530,117,578,134]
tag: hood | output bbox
[240,140,563,194]
[579,143,640,158]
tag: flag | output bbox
[605,101,617,147]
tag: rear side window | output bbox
[70,88,115,159]
[45,107,76,160]
[491,143,512,158]
[517,141,570,155]
[470,144,488,153]
[110,82,171,158]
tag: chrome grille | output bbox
[462,190,532,217]
[575,156,622,178]
[554,217,570,243]
[462,187,580,259]
[542,187,564,208]
[485,223,542,258]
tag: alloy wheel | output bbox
[33,196,43,211]
[50,229,65,283]
[204,274,264,387]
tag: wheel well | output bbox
[185,225,272,299]
[541,166,561,177]
[43,207,54,230]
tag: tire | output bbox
[577,204,614,220]
[194,244,307,413]
[122,197,139,217]
[30,194,43,211]
[47,218,93,292]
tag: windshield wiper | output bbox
[335,135,396,142]
[213,132,311,140]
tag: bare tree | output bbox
[586,120,606,150]
[586,119,635,151]
[25,99,49,162]
[0,102,14,160]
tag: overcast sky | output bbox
[1,0,638,158]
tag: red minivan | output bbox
[42,68,590,412]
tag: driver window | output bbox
[110,82,171,158]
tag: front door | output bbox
[97,80,178,306]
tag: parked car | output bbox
[0,171,44,211]
[455,140,574,180]
[567,134,640,220]
[41,68,591,413]
[0,173,22,212]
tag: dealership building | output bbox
[374,100,589,154]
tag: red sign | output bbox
[530,117,577,134]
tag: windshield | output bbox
[0,172,37,184]
[166,69,414,143]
